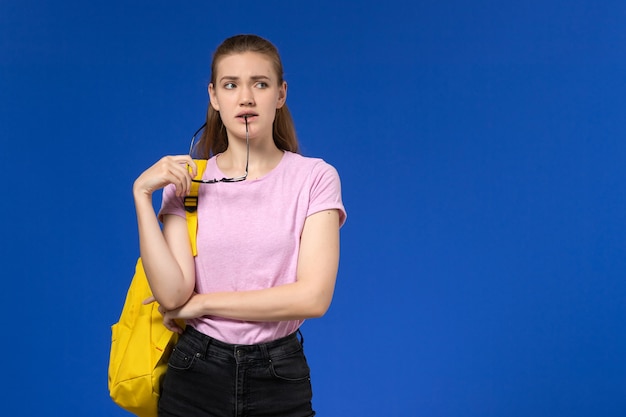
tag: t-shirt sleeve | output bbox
[158,183,187,223]
[308,161,347,227]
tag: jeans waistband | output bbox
[182,325,304,362]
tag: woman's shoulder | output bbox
[283,151,338,173]
[279,152,342,192]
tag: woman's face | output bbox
[209,52,287,142]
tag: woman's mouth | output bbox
[237,113,258,121]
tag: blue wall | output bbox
[1,1,625,415]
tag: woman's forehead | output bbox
[215,52,277,79]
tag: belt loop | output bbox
[202,333,213,358]
[297,328,304,346]
[260,342,270,360]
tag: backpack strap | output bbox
[184,159,207,257]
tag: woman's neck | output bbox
[217,136,284,180]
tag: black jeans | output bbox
[158,326,315,417]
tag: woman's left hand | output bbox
[146,293,203,334]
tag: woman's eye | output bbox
[256,82,268,89]
[224,82,236,89]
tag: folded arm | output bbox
[133,156,198,311]
[163,209,341,325]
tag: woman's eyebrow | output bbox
[218,75,272,82]
[250,75,271,81]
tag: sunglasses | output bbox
[189,116,250,183]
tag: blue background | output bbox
[1,1,625,415]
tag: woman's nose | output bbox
[239,86,255,106]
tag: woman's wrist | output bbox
[132,179,153,201]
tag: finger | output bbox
[170,154,195,166]
[170,155,196,176]
[171,155,197,187]
[173,157,195,191]
[167,160,193,197]
[163,316,183,334]
[142,296,156,305]
[185,158,198,179]
[171,170,190,197]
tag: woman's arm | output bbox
[162,209,341,326]
[133,155,197,310]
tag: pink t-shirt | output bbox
[159,151,346,344]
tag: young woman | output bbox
[133,34,346,416]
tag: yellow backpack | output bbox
[108,160,206,417]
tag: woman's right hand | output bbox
[133,155,197,198]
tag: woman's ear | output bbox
[208,83,220,111]
[276,81,287,109]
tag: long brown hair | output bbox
[195,34,299,158]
